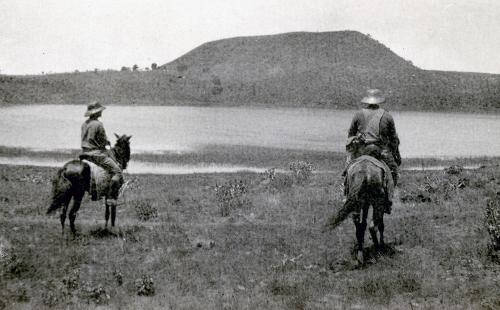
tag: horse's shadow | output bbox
[88,227,118,238]
[361,242,398,263]
[329,242,400,271]
[61,227,118,242]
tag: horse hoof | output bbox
[379,243,386,253]
[356,250,364,265]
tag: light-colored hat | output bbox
[84,101,106,117]
[361,89,385,105]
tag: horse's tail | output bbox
[323,195,360,231]
[47,167,72,214]
[323,167,369,231]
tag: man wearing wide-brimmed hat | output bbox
[345,89,401,213]
[81,101,122,207]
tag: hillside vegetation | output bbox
[1,31,499,112]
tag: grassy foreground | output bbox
[0,160,499,309]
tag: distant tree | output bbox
[151,63,158,70]
[211,75,223,95]
[121,66,130,72]
[132,64,139,71]
[94,68,99,73]
[74,69,79,73]
[145,67,150,71]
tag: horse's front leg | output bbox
[105,199,117,228]
[111,204,116,227]
[105,200,110,228]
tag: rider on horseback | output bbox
[80,101,122,207]
[345,89,401,213]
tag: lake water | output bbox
[1,105,500,158]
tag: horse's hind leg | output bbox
[60,203,69,235]
[352,208,368,264]
[369,204,382,249]
[68,189,85,235]
[59,192,73,235]
[372,201,385,251]
[369,220,379,249]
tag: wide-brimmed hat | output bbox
[361,89,385,105]
[84,101,106,117]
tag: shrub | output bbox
[113,269,123,286]
[133,200,158,221]
[485,193,500,262]
[289,161,315,184]
[62,269,80,290]
[401,174,469,204]
[135,275,155,296]
[214,180,248,216]
[445,165,464,175]
[80,282,109,305]
[262,168,276,181]
[261,168,294,192]
[3,254,34,279]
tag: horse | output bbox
[47,134,131,235]
[324,155,391,264]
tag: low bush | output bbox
[135,275,155,296]
[133,200,158,221]
[485,193,500,262]
[289,161,315,184]
[214,179,248,216]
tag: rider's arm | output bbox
[382,114,401,165]
[348,112,363,138]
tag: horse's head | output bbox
[113,133,132,170]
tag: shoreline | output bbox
[0,145,498,175]
[2,101,500,115]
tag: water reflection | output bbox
[0,156,269,175]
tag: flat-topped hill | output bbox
[1,31,499,111]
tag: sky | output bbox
[1,0,500,75]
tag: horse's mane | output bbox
[111,135,131,170]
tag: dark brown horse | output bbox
[324,157,389,264]
[47,134,131,235]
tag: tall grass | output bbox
[0,160,499,308]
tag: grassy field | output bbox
[0,156,500,309]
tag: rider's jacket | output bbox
[81,119,108,154]
[347,105,400,164]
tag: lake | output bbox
[1,104,500,158]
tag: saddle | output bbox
[346,155,390,178]
[81,160,111,201]
[346,155,394,204]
